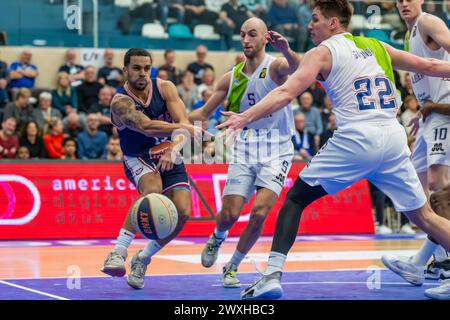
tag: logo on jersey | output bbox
[431,143,445,155]
[259,68,267,79]
[233,78,239,85]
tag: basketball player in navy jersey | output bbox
[101,48,200,289]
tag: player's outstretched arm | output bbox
[188,72,230,122]
[384,43,450,78]
[418,14,450,54]
[110,94,191,138]
[217,46,329,131]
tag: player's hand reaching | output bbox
[157,146,180,172]
[266,31,289,53]
[407,112,421,136]
[421,100,434,122]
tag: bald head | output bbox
[241,18,268,35]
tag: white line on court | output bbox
[211,281,439,287]
[0,280,70,300]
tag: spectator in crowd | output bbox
[32,92,62,133]
[307,81,326,108]
[187,45,215,85]
[19,120,46,159]
[43,118,64,159]
[268,0,302,51]
[380,1,404,33]
[197,67,216,100]
[177,71,199,112]
[77,65,103,114]
[157,69,170,81]
[118,0,158,35]
[293,0,313,52]
[158,49,183,85]
[320,113,336,148]
[206,0,228,13]
[291,112,315,161]
[297,91,323,149]
[89,87,114,136]
[183,0,218,29]
[401,95,420,135]
[425,0,447,23]
[16,145,30,160]
[241,0,269,19]
[3,88,34,133]
[0,54,9,110]
[98,49,123,88]
[192,88,224,131]
[61,137,77,160]
[218,0,255,50]
[399,72,414,98]
[58,49,85,87]
[0,117,19,159]
[77,113,108,159]
[9,50,39,93]
[105,136,123,160]
[158,0,185,30]
[63,112,85,139]
[51,72,78,117]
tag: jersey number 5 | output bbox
[353,76,397,111]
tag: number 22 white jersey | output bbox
[318,33,402,128]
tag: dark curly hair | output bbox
[313,0,353,28]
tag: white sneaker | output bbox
[241,271,283,300]
[222,263,241,288]
[424,279,450,300]
[376,225,393,235]
[400,224,416,235]
[381,255,425,286]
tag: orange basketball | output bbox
[149,141,172,160]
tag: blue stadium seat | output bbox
[168,24,193,39]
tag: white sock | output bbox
[214,227,227,239]
[139,240,162,260]
[229,250,246,267]
[265,251,287,274]
[433,245,449,262]
[412,238,438,267]
[114,228,135,256]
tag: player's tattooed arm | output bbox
[110,95,181,137]
[384,43,450,79]
[188,71,230,122]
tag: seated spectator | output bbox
[16,145,30,160]
[401,95,420,135]
[61,137,77,160]
[106,136,123,160]
[157,69,170,81]
[58,49,85,87]
[118,0,158,35]
[183,0,218,29]
[187,45,215,85]
[177,71,199,112]
[197,68,216,100]
[0,117,19,159]
[399,72,414,99]
[307,81,326,109]
[43,118,64,159]
[158,49,183,85]
[218,0,255,50]
[241,0,268,20]
[293,0,313,52]
[158,0,185,30]
[19,120,46,159]
[63,112,85,139]
[205,0,228,13]
[3,88,34,133]
[291,113,314,161]
[77,113,108,159]
[297,91,322,149]
[268,0,302,51]
[77,66,103,114]
[51,72,78,117]
[98,49,123,88]
[32,92,62,133]
[192,88,224,131]
[9,50,39,93]
[0,54,9,110]
[89,87,114,136]
[320,113,336,148]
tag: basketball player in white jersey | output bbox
[379,0,450,300]
[189,18,300,288]
[218,0,450,300]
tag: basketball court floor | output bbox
[0,234,440,300]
